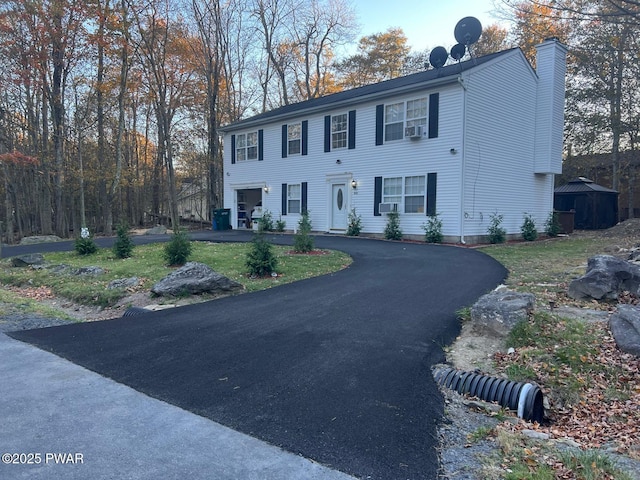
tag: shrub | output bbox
[346,208,362,236]
[163,228,192,266]
[275,218,286,232]
[384,211,402,240]
[113,224,134,259]
[246,231,278,276]
[544,211,561,237]
[293,211,314,253]
[487,212,506,244]
[422,213,443,243]
[258,209,274,232]
[521,213,538,241]
[75,227,98,255]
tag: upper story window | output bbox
[235,132,258,161]
[287,123,301,155]
[406,98,427,130]
[384,102,404,142]
[282,121,308,157]
[324,111,355,152]
[231,129,263,164]
[331,113,348,149]
[376,93,439,145]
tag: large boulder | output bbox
[151,262,244,297]
[470,288,535,336]
[11,253,45,267]
[609,304,640,357]
[568,255,640,301]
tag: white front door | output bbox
[331,183,348,230]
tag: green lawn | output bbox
[0,242,352,307]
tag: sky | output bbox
[351,0,511,51]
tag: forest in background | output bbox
[0,0,639,242]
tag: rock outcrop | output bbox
[151,262,243,297]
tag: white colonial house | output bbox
[221,39,567,243]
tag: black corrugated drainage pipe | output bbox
[433,366,544,423]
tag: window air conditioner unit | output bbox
[404,125,423,139]
[379,203,399,214]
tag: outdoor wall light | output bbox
[351,179,357,189]
[450,148,458,155]
[336,159,342,164]
[263,186,270,193]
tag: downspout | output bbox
[458,75,467,244]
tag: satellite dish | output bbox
[450,43,466,61]
[454,16,482,46]
[429,46,449,68]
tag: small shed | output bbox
[554,177,618,230]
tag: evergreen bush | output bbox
[246,231,278,276]
[163,228,192,266]
[75,227,98,255]
[544,211,561,237]
[422,213,443,243]
[275,219,286,232]
[346,208,362,236]
[113,224,134,259]
[293,211,314,253]
[384,211,402,240]
[487,212,506,244]
[521,213,538,241]
[258,209,274,232]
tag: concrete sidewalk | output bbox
[0,333,356,480]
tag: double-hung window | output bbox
[383,175,426,213]
[384,102,404,142]
[287,184,301,213]
[287,123,301,155]
[404,176,426,213]
[406,98,427,132]
[331,113,348,149]
[235,132,258,161]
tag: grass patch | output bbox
[0,288,75,321]
[479,236,616,297]
[0,242,352,307]
[481,431,632,480]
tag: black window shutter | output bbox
[281,183,288,215]
[302,182,308,213]
[302,120,308,155]
[375,105,384,146]
[428,93,439,139]
[281,125,288,158]
[348,110,356,150]
[258,129,264,161]
[427,173,437,216]
[324,116,331,152]
[231,135,236,164]
[374,176,382,216]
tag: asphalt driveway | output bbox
[5,232,506,479]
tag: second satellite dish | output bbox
[450,43,466,61]
[454,17,482,46]
[429,46,449,68]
